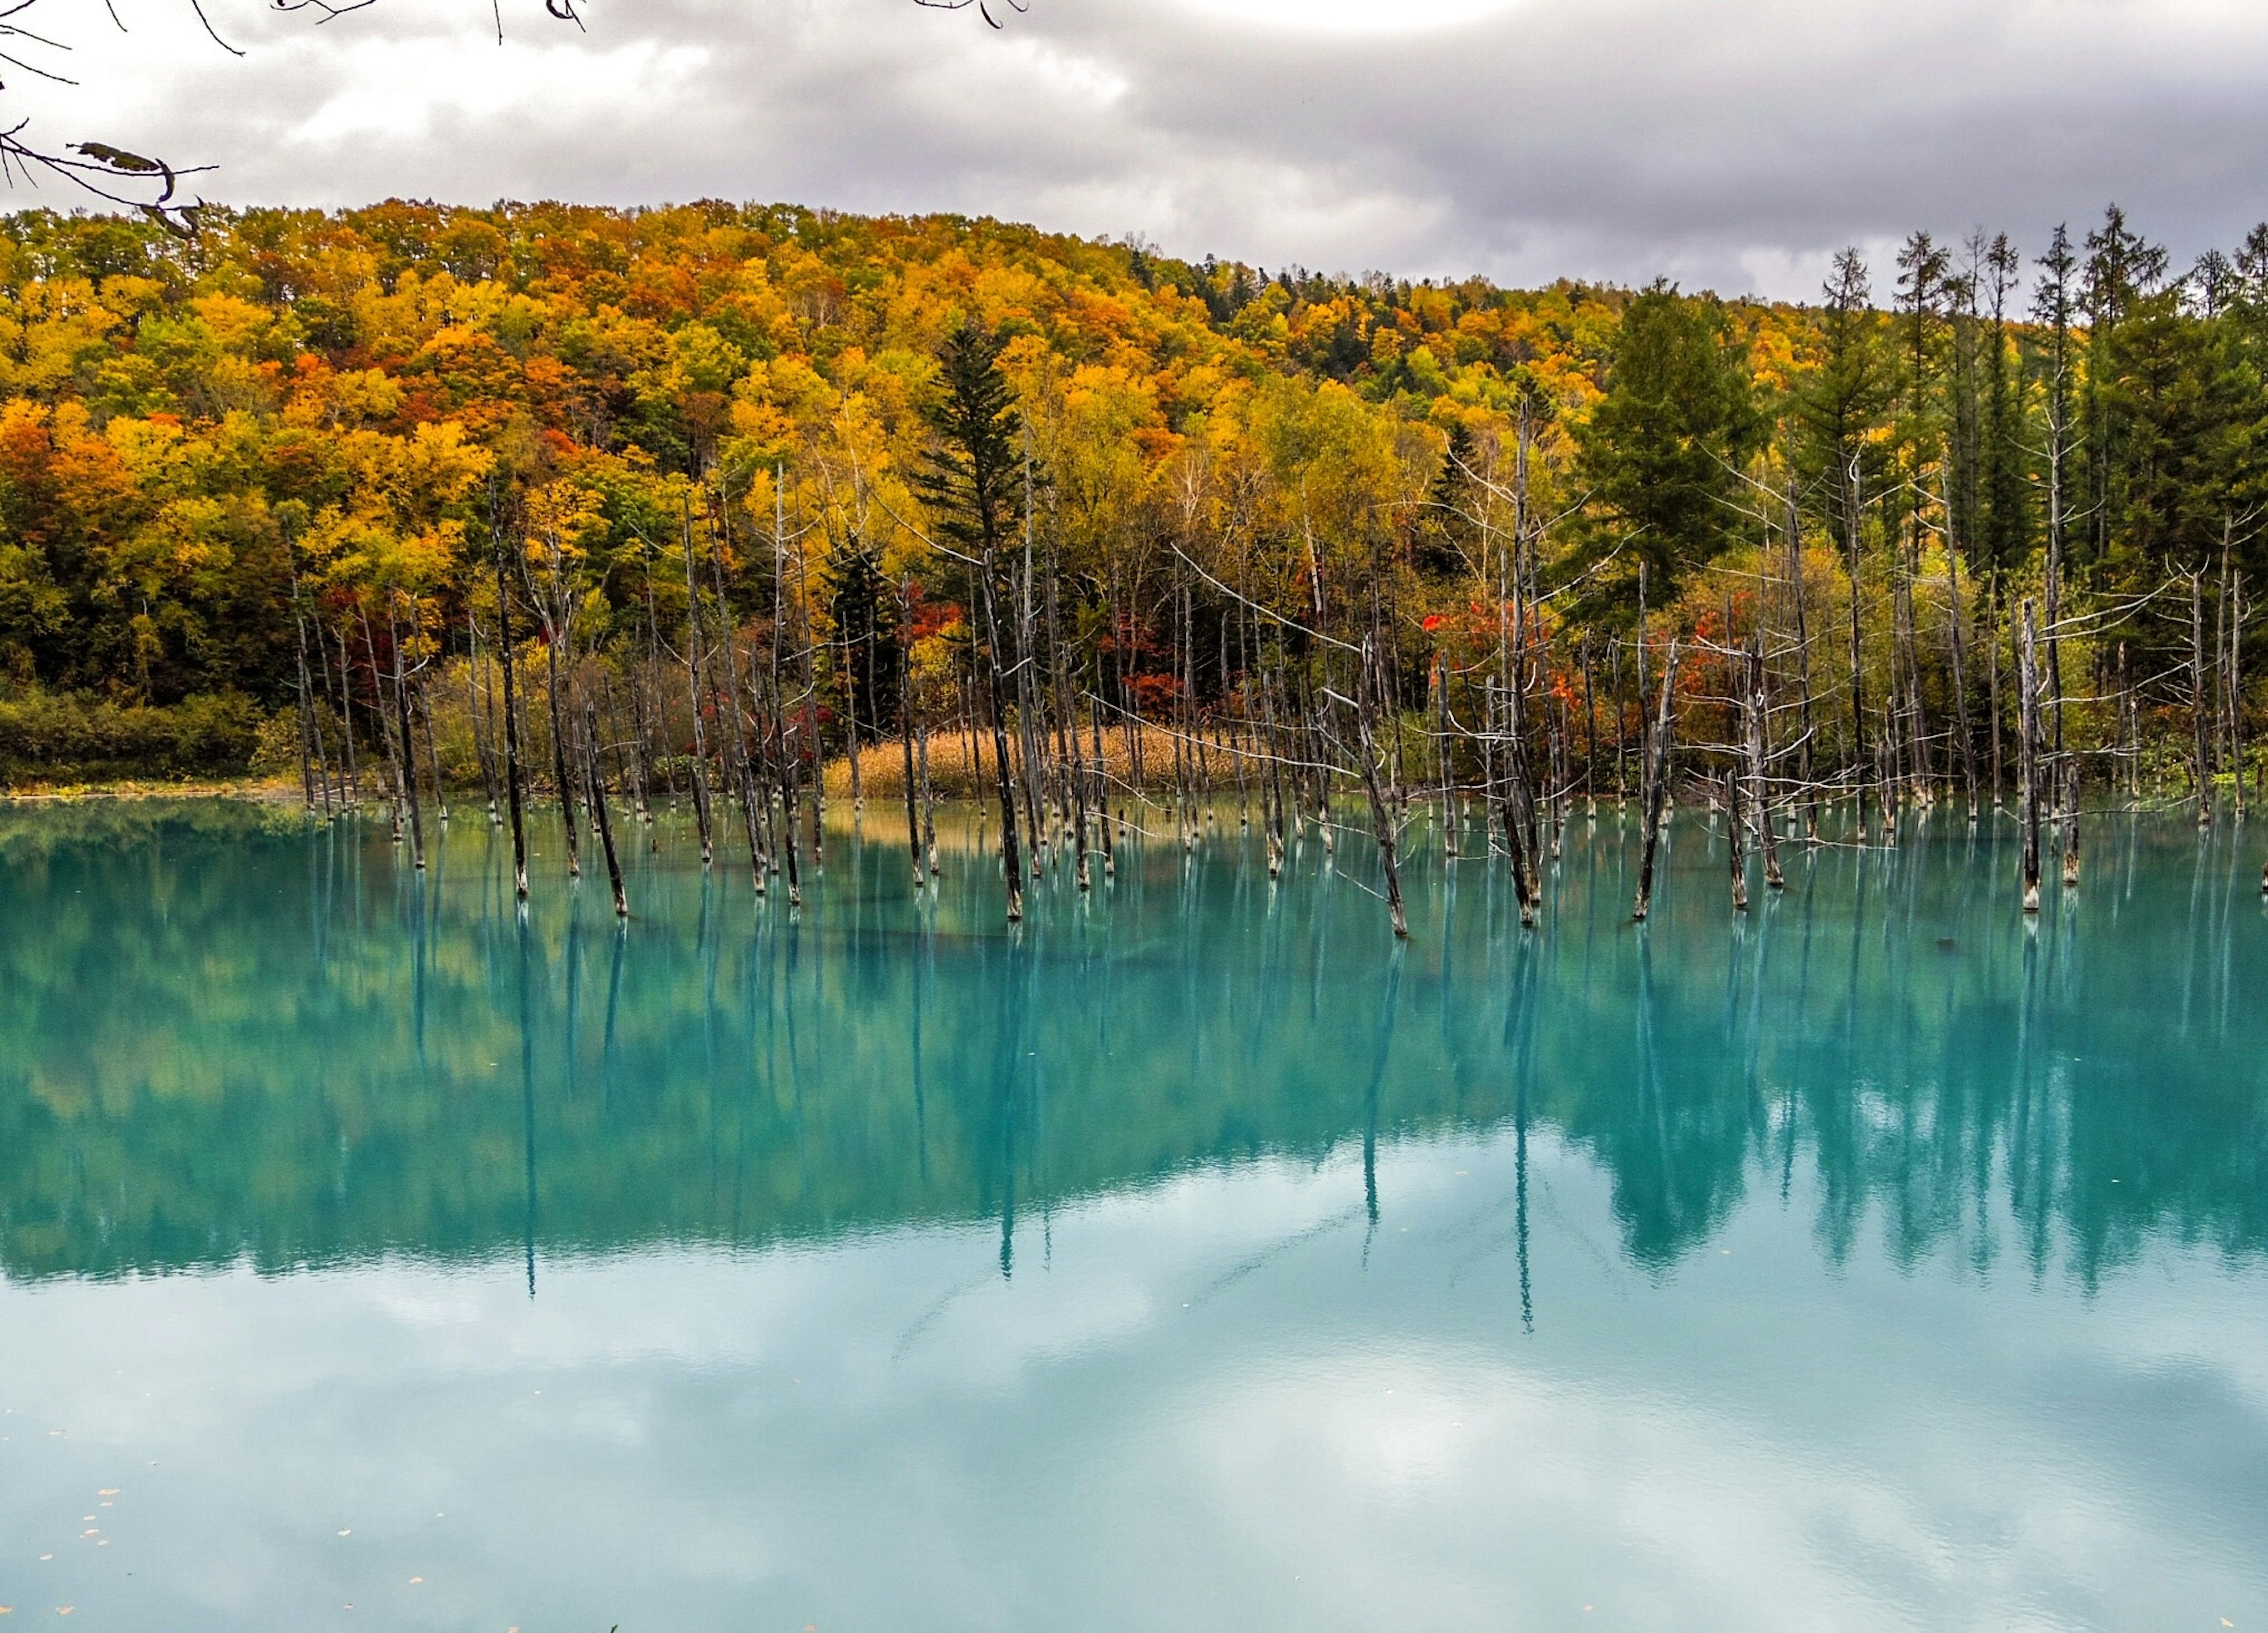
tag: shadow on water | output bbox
[1,796,2264,1292]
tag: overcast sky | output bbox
[14,0,2268,299]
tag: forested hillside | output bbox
[0,198,2257,839]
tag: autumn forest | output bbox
[0,198,2260,924]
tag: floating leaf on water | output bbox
[337,1530,351,1537]
[409,1577,423,1586]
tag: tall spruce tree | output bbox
[1980,233,2029,578]
[1573,281,1761,604]
[915,317,1029,918]
[2081,206,2171,565]
[1791,249,1896,565]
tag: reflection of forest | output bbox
[2,802,2262,1288]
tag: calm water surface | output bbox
[2,798,2264,1632]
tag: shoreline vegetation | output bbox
[4,200,2268,930]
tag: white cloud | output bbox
[1186,0,1529,37]
[4,0,2267,296]
[288,37,713,145]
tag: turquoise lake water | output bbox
[1,798,2264,1631]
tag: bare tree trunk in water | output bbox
[1721,609,1745,914]
[2194,569,2215,829]
[421,672,449,826]
[1783,476,1819,838]
[389,601,425,870]
[1726,751,1748,913]
[978,547,1025,922]
[2019,600,2042,914]
[543,622,581,878]
[1748,637,1783,890]
[1490,682,1538,928]
[1989,569,2005,807]
[1632,641,1680,922]
[1091,693,1116,879]
[335,624,361,807]
[2231,568,2247,820]
[679,510,715,868]
[492,506,529,898]
[361,608,403,845]
[1436,654,1458,856]
[287,540,318,814]
[309,611,340,813]
[468,613,501,824]
[1049,570,1090,892]
[898,578,926,891]
[775,708,805,909]
[1845,453,1869,843]
[2119,642,2138,807]
[1943,501,1978,820]
[584,702,628,918]
[920,718,939,878]
[1354,634,1409,940]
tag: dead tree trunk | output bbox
[977,548,1025,923]
[1845,453,1869,842]
[584,702,628,918]
[1632,641,1680,922]
[1436,654,1458,856]
[898,578,926,891]
[2194,569,2215,829]
[492,510,529,898]
[2019,599,2042,914]
[468,612,502,824]
[421,672,449,827]
[1783,476,1819,838]
[2231,568,2247,821]
[1726,754,1748,913]
[334,624,362,807]
[1943,513,1979,820]
[1354,634,1410,940]
[541,607,581,879]
[1748,637,1783,891]
[679,509,716,868]
[1989,569,2005,806]
[287,542,318,815]
[389,601,426,871]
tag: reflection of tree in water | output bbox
[0,802,2263,1291]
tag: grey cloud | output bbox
[17,0,2268,297]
